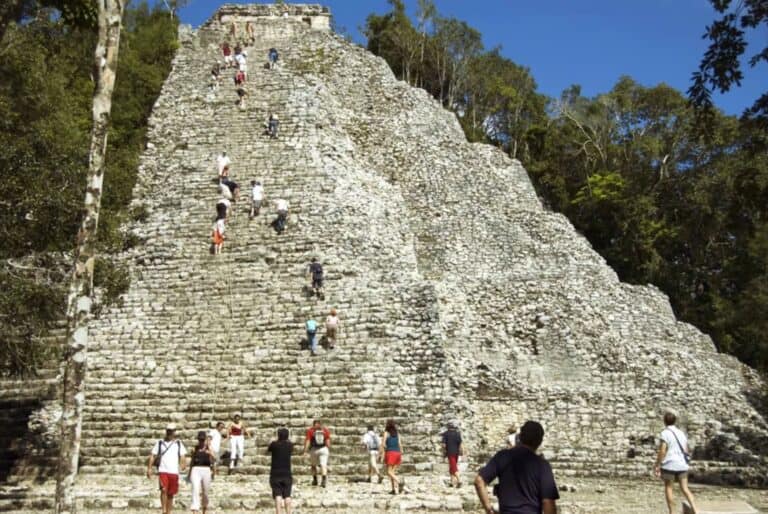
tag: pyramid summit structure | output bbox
[0,3,765,511]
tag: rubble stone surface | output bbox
[0,3,766,512]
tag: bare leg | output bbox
[274,497,282,514]
[663,480,675,514]
[679,478,698,514]
[160,490,169,514]
[285,497,292,514]
[387,465,399,493]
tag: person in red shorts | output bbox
[379,419,404,495]
[147,423,187,514]
[441,421,465,488]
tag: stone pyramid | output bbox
[0,3,765,511]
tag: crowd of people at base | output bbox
[147,412,697,514]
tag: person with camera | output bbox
[474,420,558,514]
[147,423,187,514]
[654,412,698,514]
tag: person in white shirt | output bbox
[216,152,231,179]
[654,412,697,514]
[212,216,226,255]
[208,421,226,467]
[236,51,247,81]
[506,424,520,448]
[274,198,289,234]
[250,180,264,218]
[147,424,187,514]
[361,425,382,483]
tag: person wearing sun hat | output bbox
[147,423,187,514]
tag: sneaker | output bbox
[312,476,318,486]
[398,479,405,494]
[321,476,327,488]
[368,476,373,483]
[378,475,384,484]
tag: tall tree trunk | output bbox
[55,1,124,512]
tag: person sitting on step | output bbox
[307,257,324,298]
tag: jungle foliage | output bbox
[365,0,768,371]
[0,2,178,375]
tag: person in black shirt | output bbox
[189,431,215,514]
[268,427,294,514]
[441,422,464,488]
[474,420,559,514]
[307,257,324,298]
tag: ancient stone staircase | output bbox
[0,3,766,512]
[77,15,449,482]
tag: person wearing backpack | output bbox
[307,258,324,298]
[305,318,319,356]
[146,424,187,514]
[654,412,698,514]
[303,419,331,487]
[361,425,382,483]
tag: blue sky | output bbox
[175,0,767,116]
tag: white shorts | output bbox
[310,446,329,468]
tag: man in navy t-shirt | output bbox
[474,420,559,514]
